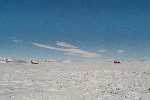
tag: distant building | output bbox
[63,61,71,63]
[0,57,27,63]
[0,57,6,61]
[44,60,58,62]
[70,60,83,62]
[37,60,42,63]
[138,60,146,62]
[6,58,18,62]
[106,59,114,62]
[0,57,6,63]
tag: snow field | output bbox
[0,62,150,100]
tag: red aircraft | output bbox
[114,61,120,63]
[31,61,40,64]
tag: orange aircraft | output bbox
[114,61,120,63]
[31,61,40,64]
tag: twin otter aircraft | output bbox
[31,61,40,64]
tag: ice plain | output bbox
[0,62,150,100]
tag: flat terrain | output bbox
[0,62,150,100]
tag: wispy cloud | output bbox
[12,37,17,39]
[117,50,125,54]
[29,42,101,58]
[56,41,78,49]
[98,50,106,52]
[12,39,23,43]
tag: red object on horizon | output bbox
[114,61,120,63]
[31,61,40,64]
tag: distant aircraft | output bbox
[114,61,120,63]
[31,61,40,64]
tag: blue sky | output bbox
[0,0,150,61]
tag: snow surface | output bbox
[0,62,150,100]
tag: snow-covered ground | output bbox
[0,62,150,100]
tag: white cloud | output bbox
[56,41,78,49]
[12,39,23,43]
[29,42,101,58]
[12,37,16,39]
[63,53,79,56]
[29,43,60,50]
[117,50,125,54]
[98,50,106,52]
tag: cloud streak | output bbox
[56,41,78,49]
[117,50,125,54]
[29,42,101,58]
[98,50,106,52]
[12,39,23,43]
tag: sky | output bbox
[0,0,150,62]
